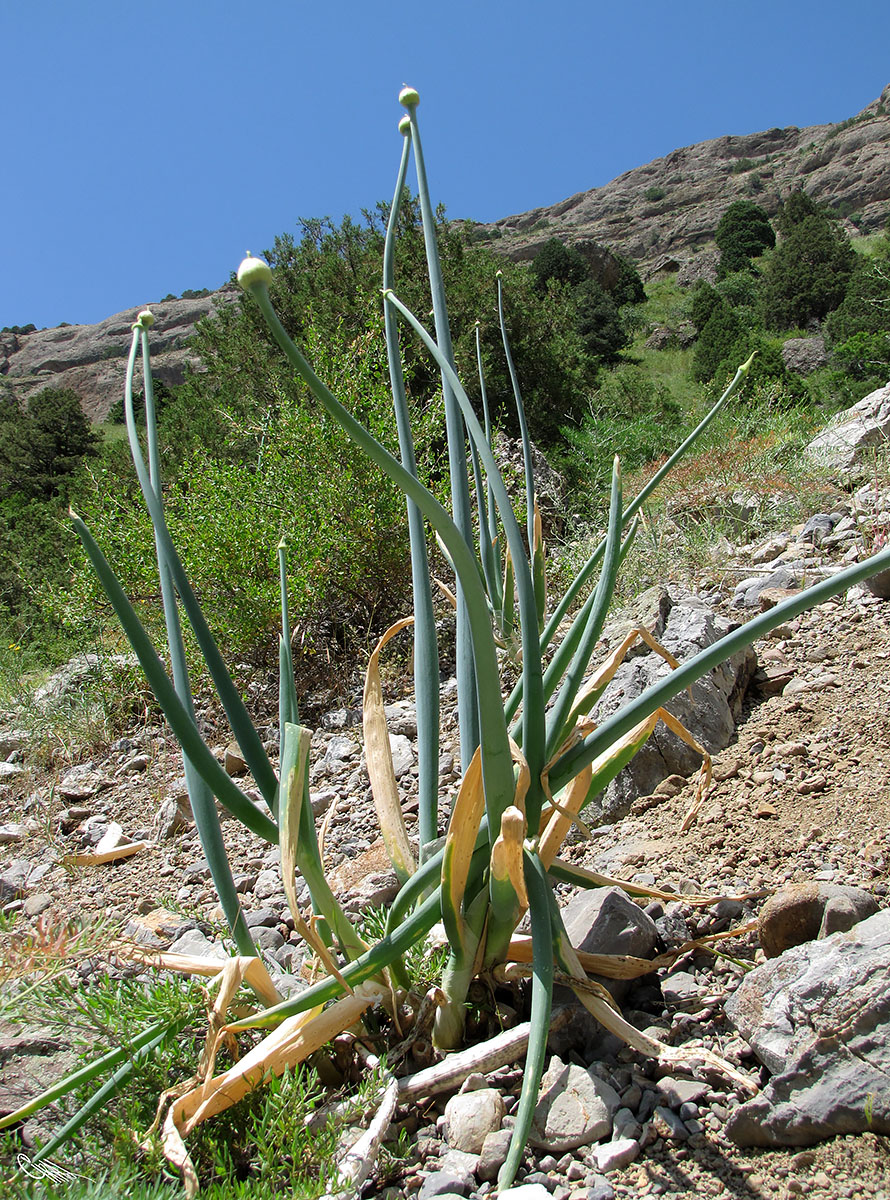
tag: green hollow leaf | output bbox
[498,850,554,1190]
[33,1023,179,1163]
[70,512,278,844]
[0,1019,178,1132]
[124,330,258,956]
[119,332,278,809]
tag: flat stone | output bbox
[154,794,193,838]
[498,1187,554,1200]
[224,743,247,776]
[253,926,285,952]
[22,893,52,918]
[660,970,701,1011]
[0,823,28,843]
[58,763,113,800]
[0,762,24,783]
[389,732,416,779]
[0,860,32,901]
[530,1056,618,1151]
[652,1105,689,1140]
[245,907,280,928]
[254,869,284,900]
[656,1076,710,1107]
[561,887,658,962]
[417,1170,473,1199]
[591,1137,639,1173]
[167,928,223,960]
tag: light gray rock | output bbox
[530,1056,619,1151]
[806,384,890,473]
[589,596,756,821]
[591,1136,639,1173]
[167,928,223,959]
[254,869,284,900]
[497,1187,553,1200]
[661,970,702,1011]
[444,1088,505,1155]
[653,1106,689,1140]
[725,909,890,1145]
[23,893,52,918]
[254,927,285,952]
[0,732,26,758]
[733,564,804,608]
[0,859,32,901]
[656,1077,710,1107]
[389,733,416,779]
[550,889,659,1056]
[154,793,193,839]
[58,762,113,801]
[0,763,24,785]
[0,823,28,843]
[476,1128,514,1182]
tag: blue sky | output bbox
[3,0,889,331]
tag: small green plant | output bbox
[9,86,890,1196]
[644,185,666,202]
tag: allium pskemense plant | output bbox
[9,87,890,1193]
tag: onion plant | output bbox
[9,85,890,1192]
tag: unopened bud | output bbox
[137,308,154,327]
[398,85,420,110]
[237,253,273,291]
[398,115,411,136]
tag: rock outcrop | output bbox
[0,290,236,422]
[476,84,890,275]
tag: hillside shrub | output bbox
[183,206,599,449]
[65,326,423,670]
[761,191,855,329]
[715,200,775,275]
[0,386,98,503]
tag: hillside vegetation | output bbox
[0,189,889,707]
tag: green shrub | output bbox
[66,328,422,669]
[761,195,855,330]
[715,200,775,276]
[644,185,666,202]
[0,386,98,503]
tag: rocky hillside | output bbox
[2,84,888,421]
[478,83,890,275]
[0,290,236,423]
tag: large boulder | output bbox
[781,336,827,376]
[725,909,890,1145]
[806,383,890,473]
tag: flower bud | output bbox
[137,307,155,327]
[398,85,419,110]
[237,253,273,291]
[398,115,411,136]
